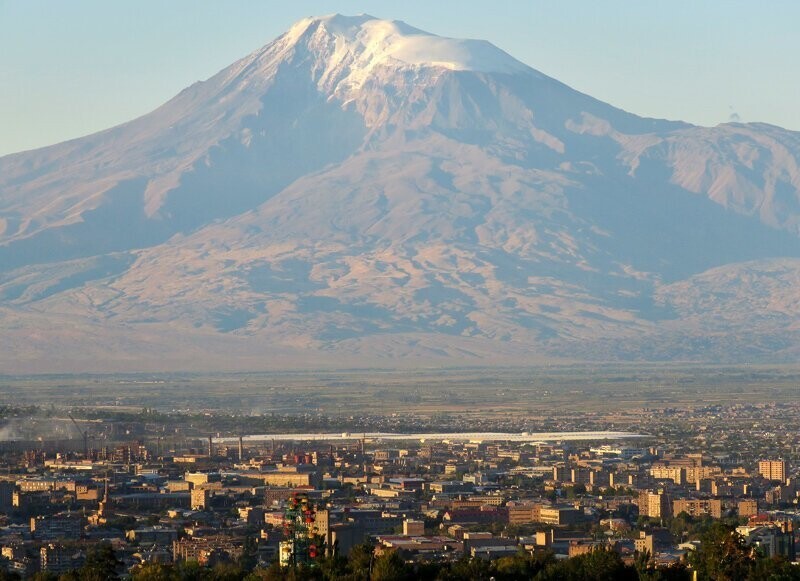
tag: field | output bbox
[1,364,798,417]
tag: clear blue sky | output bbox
[1,0,798,156]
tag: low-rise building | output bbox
[673,499,722,519]
[737,521,795,560]
[538,506,583,526]
[30,515,82,541]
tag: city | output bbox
[2,370,800,579]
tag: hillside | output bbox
[1,14,799,372]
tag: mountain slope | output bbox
[1,14,799,372]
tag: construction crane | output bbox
[67,413,88,457]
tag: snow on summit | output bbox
[281,14,530,92]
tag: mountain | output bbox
[1,14,800,372]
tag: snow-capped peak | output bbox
[280,14,530,95]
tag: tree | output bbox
[689,523,753,581]
[317,553,349,579]
[438,556,493,580]
[371,550,412,581]
[536,548,638,581]
[78,542,120,581]
[205,563,243,581]
[493,549,555,580]
[346,543,375,579]
[130,563,175,581]
[413,560,443,581]
[237,535,258,572]
[748,556,800,581]
[244,562,284,581]
[25,574,55,581]
[634,550,653,580]
[634,550,690,581]
[173,560,205,581]
[657,562,692,581]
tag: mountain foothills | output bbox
[2,14,800,372]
